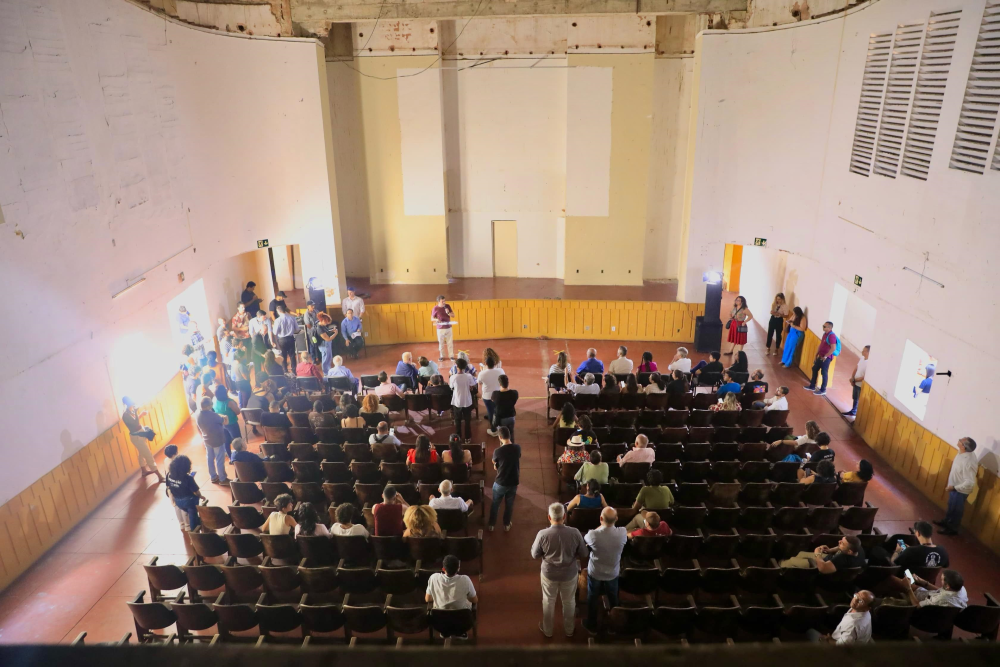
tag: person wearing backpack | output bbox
[804,321,839,396]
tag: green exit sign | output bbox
[754,238,767,247]
[257,239,269,249]
[854,275,863,287]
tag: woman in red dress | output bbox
[725,296,753,356]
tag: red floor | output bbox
[2,314,999,644]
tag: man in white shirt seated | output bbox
[565,372,600,396]
[757,386,789,411]
[607,346,634,376]
[807,590,873,644]
[667,347,692,374]
[369,421,401,446]
[617,434,655,464]
[426,556,478,630]
[429,479,474,512]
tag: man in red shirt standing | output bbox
[805,321,838,396]
[431,295,457,362]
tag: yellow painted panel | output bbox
[492,220,518,277]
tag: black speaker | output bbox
[307,278,327,312]
[695,280,724,353]
[704,280,723,324]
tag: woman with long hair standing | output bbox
[781,307,808,368]
[766,293,789,356]
[725,296,753,356]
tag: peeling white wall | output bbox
[683,0,999,442]
[0,0,341,503]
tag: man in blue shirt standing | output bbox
[583,507,627,635]
[341,308,365,359]
[575,348,604,383]
[272,305,300,372]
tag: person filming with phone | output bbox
[892,521,949,569]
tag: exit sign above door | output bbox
[754,238,767,247]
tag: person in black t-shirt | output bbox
[893,520,950,569]
[241,281,263,318]
[741,369,769,398]
[260,400,291,427]
[490,426,521,532]
[165,455,204,530]
[491,375,519,440]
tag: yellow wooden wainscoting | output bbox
[0,373,189,592]
[796,329,837,382]
[855,383,1000,556]
[353,300,704,347]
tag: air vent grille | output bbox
[949,0,1000,174]
[873,23,926,178]
[849,32,893,176]
[900,10,962,180]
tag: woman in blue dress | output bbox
[781,307,808,368]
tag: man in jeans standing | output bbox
[431,295,456,361]
[531,503,588,638]
[804,321,838,396]
[583,507,627,635]
[490,426,520,532]
[272,305,300,373]
[194,397,230,484]
[935,437,978,536]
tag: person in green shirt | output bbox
[574,449,609,486]
[626,468,674,532]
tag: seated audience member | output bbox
[331,503,369,536]
[404,504,443,538]
[799,458,837,485]
[892,521,949,569]
[573,416,598,445]
[805,432,834,463]
[566,479,607,511]
[450,351,478,378]
[295,502,331,537]
[260,400,291,428]
[626,469,674,531]
[728,350,749,376]
[665,370,688,395]
[263,350,284,377]
[266,494,298,535]
[574,449,609,485]
[557,403,578,429]
[296,351,324,383]
[417,356,439,378]
[780,535,865,571]
[809,591,874,644]
[309,400,337,429]
[768,419,819,449]
[547,350,571,378]
[373,486,409,536]
[618,434,655,464]
[425,555,478,614]
[694,351,723,378]
[361,392,390,416]
[885,569,968,609]
[839,459,875,484]
[425,374,452,398]
[395,352,420,389]
[338,393,358,416]
[370,421,401,446]
[637,351,657,374]
[442,434,473,466]
[375,370,406,398]
[623,374,640,394]
[710,392,742,413]
[644,372,666,394]
[558,434,590,465]
[757,386,789,411]
[327,355,359,392]
[601,374,620,394]
[742,370,769,398]
[165,455,203,531]
[576,348,605,380]
[340,404,366,429]
[716,371,741,398]
[230,437,266,480]
[407,435,439,464]
[607,346,634,376]
[667,347,692,374]
[629,511,671,537]
[566,372,600,396]
[429,479,474,511]
[246,382,274,412]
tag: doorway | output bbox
[492,220,518,277]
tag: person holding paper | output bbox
[432,295,457,361]
[340,308,364,359]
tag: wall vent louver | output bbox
[874,22,925,178]
[949,0,1000,174]
[849,33,894,176]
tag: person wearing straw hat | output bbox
[557,434,590,466]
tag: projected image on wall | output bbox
[894,339,937,420]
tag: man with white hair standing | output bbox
[583,506,627,635]
[429,480,474,512]
[531,502,588,638]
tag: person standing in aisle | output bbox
[766,293,789,356]
[342,287,365,321]
[121,397,164,483]
[272,305,300,373]
[531,503,588,638]
[935,438,979,536]
[489,426,520,532]
[432,295,456,361]
[843,345,870,417]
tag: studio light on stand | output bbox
[694,270,724,353]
